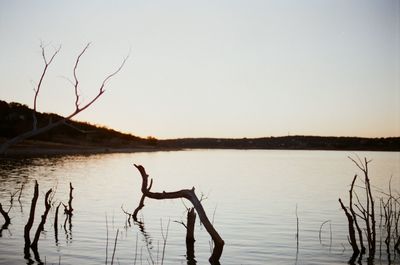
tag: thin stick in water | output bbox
[296,204,299,249]
[160,219,170,265]
[105,214,109,265]
[134,233,138,265]
[319,220,330,245]
[111,228,119,265]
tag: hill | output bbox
[0,100,158,155]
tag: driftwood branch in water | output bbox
[339,198,360,263]
[60,182,74,241]
[24,181,39,258]
[133,164,224,264]
[348,174,366,255]
[31,188,52,250]
[66,182,74,216]
[132,180,152,222]
[173,208,196,262]
[186,208,196,262]
[54,202,61,244]
[0,203,11,236]
[0,203,11,226]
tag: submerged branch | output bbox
[133,164,224,264]
[339,198,360,263]
[0,203,11,226]
[31,188,53,250]
[24,181,39,258]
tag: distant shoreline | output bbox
[0,139,177,157]
[2,137,399,158]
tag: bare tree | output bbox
[349,157,376,261]
[0,43,128,154]
[339,157,382,263]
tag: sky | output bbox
[0,0,399,139]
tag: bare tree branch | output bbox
[68,52,129,116]
[72,43,91,110]
[348,174,366,254]
[31,188,53,250]
[33,43,61,131]
[339,198,360,263]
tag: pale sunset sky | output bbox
[0,0,399,139]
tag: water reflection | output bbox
[135,216,155,263]
[63,213,73,244]
[0,219,10,237]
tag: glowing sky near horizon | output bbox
[0,0,399,139]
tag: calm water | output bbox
[0,150,399,265]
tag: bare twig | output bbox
[134,233,138,265]
[106,214,109,265]
[121,205,132,227]
[160,219,170,265]
[348,175,366,254]
[33,43,61,131]
[111,229,119,265]
[319,220,330,245]
[295,204,299,250]
[18,183,24,203]
[54,202,61,245]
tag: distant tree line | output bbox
[160,136,400,152]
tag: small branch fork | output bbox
[133,164,224,264]
[0,188,21,230]
[0,203,11,229]
[33,43,61,131]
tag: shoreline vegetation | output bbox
[1,100,399,157]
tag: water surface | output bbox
[0,150,399,264]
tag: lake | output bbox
[0,150,399,265]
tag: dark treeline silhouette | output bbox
[161,136,400,151]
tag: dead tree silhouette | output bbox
[0,42,128,154]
